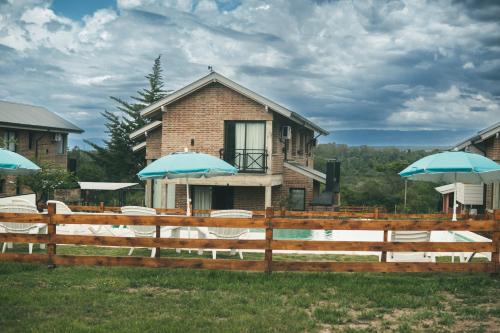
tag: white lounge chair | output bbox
[121,206,158,258]
[208,210,251,259]
[388,231,434,262]
[12,198,37,207]
[0,204,44,254]
[46,200,73,214]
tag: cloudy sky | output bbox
[0,0,499,147]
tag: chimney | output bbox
[311,159,341,206]
[326,159,340,193]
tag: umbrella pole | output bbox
[452,173,457,222]
[186,179,192,253]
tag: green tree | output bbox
[85,55,168,181]
[314,143,442,213]
[18,163,76,205]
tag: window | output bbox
[3,131,16,151]
[289,188,305,211]
[55,133,66,154]
[224,121,266,172]
[0,179,5,194]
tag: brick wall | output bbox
[272,167,314,210]
[234,186,265,210]
[484,136,500,161]
[145,127,162,160]
[0,129,68,196]
[162,82,272,157]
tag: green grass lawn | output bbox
[0,245,499,332]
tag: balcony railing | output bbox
[220,149,268,173]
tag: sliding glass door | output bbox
[224,121,266,172]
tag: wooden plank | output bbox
[0,253,48,263]
[52,255,265,271]
[52,214,267,228]
[52,235,267,249]
[271,240,494,252]
[0,233,49,244]
[265,207,273,273]
[0,213,47,223]
[47,203,56,268]
[272,261,493,273]
[270,218,495,231]
[381,230,388,262]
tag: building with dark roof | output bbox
[0,100,84,196]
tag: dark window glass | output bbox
[289,188,305,211]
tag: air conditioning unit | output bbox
[52,133,62,142]
[280,126,292,140]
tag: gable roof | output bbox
[0,100,83,133]
[139,72,328,135]
[453,122,500,151]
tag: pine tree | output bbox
[85,55,168,181]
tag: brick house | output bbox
[131,72,336,212]
[448,122,500,212]
[0,100,83,196]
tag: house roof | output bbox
[453,121,500,151]
[78,182,138,191]
[129,120,162,140]
[284,161,326,184]
[435,183,456,194]
[139,72,329,135]
[132,141,146,152]
[0,100,83,133]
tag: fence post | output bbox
[492,210,500,276]
[47,202,57,269]
[155,225,161,258]
[265,207,273,274]
[374,207,379,219]
[381,229,388,262]
[99,202,105,213]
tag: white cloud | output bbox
[388,85,500,130]
[0,0,499,143]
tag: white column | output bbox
[265,186,272,208]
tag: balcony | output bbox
[220,149,268,173]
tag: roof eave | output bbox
[0,122,84,134]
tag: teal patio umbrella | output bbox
[0,148,41,175]
[399,151,500,220]
[137,151,238,216]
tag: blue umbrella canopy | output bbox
[137,151,238,180]
[399,151,500,184]
[137,151,238,216]
[0,148,41,175]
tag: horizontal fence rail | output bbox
[0,204,498,274]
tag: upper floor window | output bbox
[223,121,266,172]
[3,131,16,151]
[54,133,66,155]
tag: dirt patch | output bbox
[126,286,191,295]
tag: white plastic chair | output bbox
[0,204,44,254]
[46,200,73,214]
[12,198,36,207]
[121,206,158,258]
[208,210,251,259]
[388,231,434,262]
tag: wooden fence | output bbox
[67,203,461,220]
[0,204,498,273]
